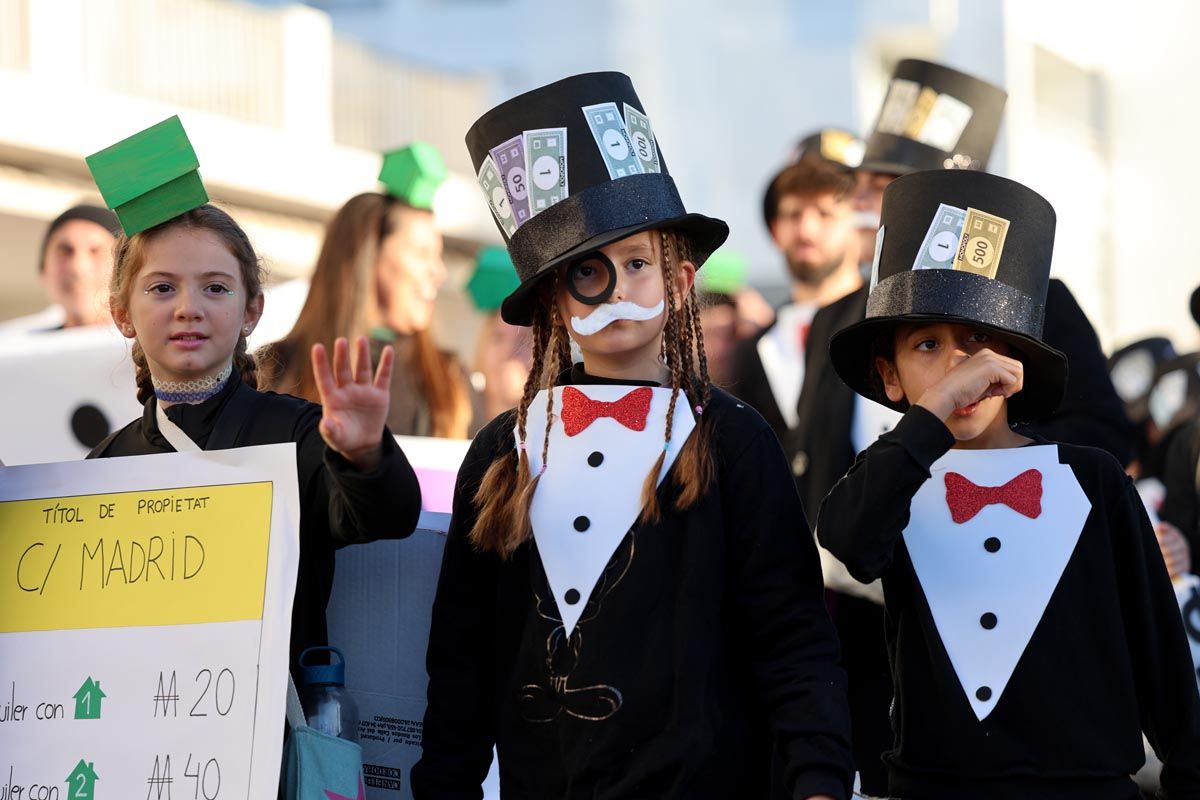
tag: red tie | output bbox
[561,386,653,437]
[945,469,1043,524]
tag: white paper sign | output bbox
[0,327,141,465]
[0,444,300,799]
[903,445,1091,720]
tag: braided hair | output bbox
[470,230,714,557]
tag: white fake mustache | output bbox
[570,300,665,336]
[853,210,881,231]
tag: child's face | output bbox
[555,231,694,361]
[114,228,263,384]
[877,322,1015,442]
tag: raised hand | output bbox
[917,348,1024,421]
[311,336,395,470]
[1156,521,1192,579]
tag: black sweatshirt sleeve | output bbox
[1111,471,1200,798]
[410,418,507,800]
[1159,420,1200,574]
[721,425,854,799]
[816,405,955,583]
[294,407,423,546]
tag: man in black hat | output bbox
[731,138,865,442]
[818,168,1200,798]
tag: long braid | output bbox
[471,296,552,556]
[671,230,714,509]
[640,230,684,522]
[516,302,566,532]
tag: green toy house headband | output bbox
[86,115,208,236]
[467,245,520,312]
[378,142,447,210]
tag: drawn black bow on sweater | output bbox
[520,530,634,723]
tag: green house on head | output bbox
[378,142,447,210]
[74,677,106,720]
[85,114,208,236]
[66,760,98,800]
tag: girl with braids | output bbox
[85,190,421,671]
[413,73,851,800]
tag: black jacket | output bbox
[729,324,795,442]
[88,372,422,669]
[411,366,853,800]
[817,407,1200,800]
[1159,416,1200,572]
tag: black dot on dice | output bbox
[573,516,590,532]
[71,404,111,448]
[976,686,992,701]
[588,451,604,467]
[984,537,1002,553]
[564,589,581,605]
[980,612,998,630]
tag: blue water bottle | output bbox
[297,646,360,743]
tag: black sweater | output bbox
[88,372,422,670]
[816,406,1200,800]
[411,366,853,800]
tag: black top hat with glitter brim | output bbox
[829,169,1067,422]
[859,60,1007,176]
[465,72,728,326]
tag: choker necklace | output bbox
[153,363,233,404]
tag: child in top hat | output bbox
[82,116,422,671]
[412,72,852,800]
[817,168,1200,798]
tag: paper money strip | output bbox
[875,78,975,152]
[478,102,662,235]
[524,127,569,215]
[913,203,1011,281]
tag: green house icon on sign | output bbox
[74,677,106,720]
[66,760,98,800]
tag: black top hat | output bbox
[829,169,1066,421]
[465,72,728,326]
[789,128,864,171]
[1108,337,1176,424]
[859,59,1007,176]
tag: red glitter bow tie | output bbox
[561,386,653,437]
[944,469,1043,524]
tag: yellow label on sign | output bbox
[0,482,273,633]
[953,207,1011,280]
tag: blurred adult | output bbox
[260,144,476,438]
[465,245,532,420]
[730,145,862,440]
[0,204,120,333]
